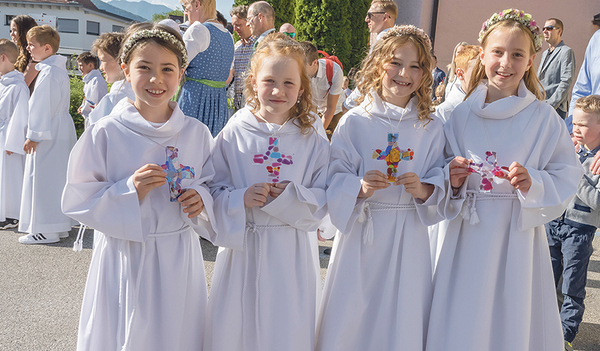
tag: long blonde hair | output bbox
[244,33,316,135]
[355,26,434,126]
[465,20,545,100]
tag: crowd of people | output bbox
[1,0,600,350]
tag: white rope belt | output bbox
[358,201,416,245]
[461,190,518,225]
[242,222,292,351]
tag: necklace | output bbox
[254,111,293,136]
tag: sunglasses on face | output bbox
[367,11,386,19]
[543,25,556,31]
[283,32,296,38]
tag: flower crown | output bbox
[380,25,432,53]
[479,9,543,52]
[121,28,188,68]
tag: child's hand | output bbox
[77,106,82,114]
[178,188,204,218]
[590,152,600,175]
[269,181,290,199]
[395,172,434,202]
[244,183,271,208]
[449,156,471,193]
[23,139,39,154]
[507,161,531,192]
[6,151,12,156]
[358,170,390,198]
[132,164,167,201]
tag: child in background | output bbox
[205,34,329,351]
[427,9,582,351]
[76,52,107,129]
[18,25,76,244]
[547,95,600,351]
[62,23,217,351]
[0,39,29,229]
[435,44,480,122]
[88,32,135,125]
[316,25,445,351]
[433,83,445,105]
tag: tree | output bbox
[152,9,184,23]
[346,0,370,71]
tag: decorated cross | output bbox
[161,146,195,202]
[372,133,414,183]
[468,151,509,192]
[252,136,293,183]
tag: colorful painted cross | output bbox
[161,146,196,202]
[252,136,293,183]
[468,151,509,192]
[372,133,414,183]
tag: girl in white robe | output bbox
[316,25,446,351]
[62,23,216,351]
[204,35,330,351]
[426,10,582,351]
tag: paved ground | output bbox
[0,227,598,350]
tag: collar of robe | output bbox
[0,70,25,86]
[82,69,103,83]
[360,90,419,122]
[236,106,300,135]
[35,54,67,73]
[468,80,536,120]
[113,99,186,139]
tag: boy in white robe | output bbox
[0,39,29,229]
[76,52,107,129]
[18,25,76,244]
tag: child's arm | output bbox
[132,164,166,201]
[4,84,30,155]
[27,70,54,141]
[507,162,532,193]
[358,170,390,198]
[575,169,600,211]
[395,172,434,202]
[23,139,38,154]
[178,188,204,217]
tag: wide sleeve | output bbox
[326,115,366,234]
[261,136,330,231]
[62,127,145,242]
[576,168,600,211]
[26,71,54,141]
[88,94,115,125]
[207,132,248,251]
[183,22,211,63]
[546,48,575,109]
[517,110,582,230]
[4,85,30,154]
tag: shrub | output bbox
[69,75,85,137]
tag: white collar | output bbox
[468,80,537,120]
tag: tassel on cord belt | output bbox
[357,201,416,245]
[242,222,291,351]
[461,190,518,225]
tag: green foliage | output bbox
[152,9,184,23]
[346,0,371,71]
[69,75,85,137]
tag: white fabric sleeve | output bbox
[4,85,30,154]
[183,21,211,63]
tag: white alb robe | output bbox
[88,79,135,125]
[19,55,77,234]
[62,100,217,351]
[79,69,107,124]
[0,71,29,220]
[205,107,330,351]
[316,93,446,351]
[426,81,582,351]
[435,81,466,123]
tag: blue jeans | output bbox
[545,218,596,343]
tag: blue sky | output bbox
[138,0,236,19]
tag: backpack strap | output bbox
[324,59,333,98]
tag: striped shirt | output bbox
[233,36,256,110]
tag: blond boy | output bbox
[0,39,29,229]
[18,25,76,244]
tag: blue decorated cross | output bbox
[161,146,195,201]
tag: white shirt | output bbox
[310,59,344,114]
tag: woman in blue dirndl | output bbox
[179,0,234,136]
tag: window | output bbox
[87,21,100,35]
[5,15,16,26]
[112,25,124,33]
[57,18,78,33]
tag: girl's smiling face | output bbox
[480,27,535,102]
[380,43,423,108]
[252,55,303,124]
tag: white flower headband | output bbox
[479,9,543,52]
[121,28,188,68]
[380,25,432,54]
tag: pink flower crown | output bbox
[380,25,432,53]
[479,9,543,52]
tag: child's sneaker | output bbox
[0,218,19,229]
[565,340,574,351]
[18,233,60,244]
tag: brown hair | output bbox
[11,15,38,72]
[355,31,434,126]
[26,25,60,54]
[547,18,564,34]
[575,95,600,118]
[465,20,545,100]
[120,23,186,68]
[245,33,316,135]
[0,39,20,64]
[454,45,479,72]
[91,32,124,61]
[371,0,398,20]
[76,52,98,68]
[298,40,318,65]
[181,0,217,19]
[230,5,248,19]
